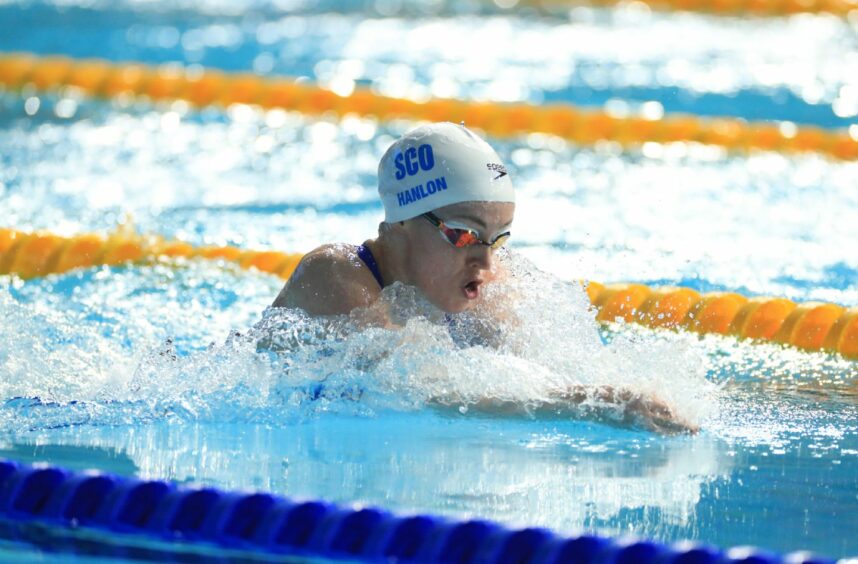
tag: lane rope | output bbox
[584,281,858,359]
[2,226,856,359]
[0,226,303,282]
[0,458,820,563]
[1,53,856,161]
[524,0,858,17]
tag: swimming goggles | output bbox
[422,212,511,250]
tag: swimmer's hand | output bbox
[556,385,698,435]
[611,390,699,435]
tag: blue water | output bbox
[2,0,858,560]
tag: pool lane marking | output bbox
[1,53,856,161]
[2,227,856,360]
[585,282,858,358]
[518,0,857,18]
[0,227,303,282]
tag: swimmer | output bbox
[270,122,696,434]
[272,122,513,320]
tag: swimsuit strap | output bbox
[356,244,384,288]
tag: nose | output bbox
[467,244,493,271]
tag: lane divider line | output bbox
[584,281,858,359]
[0,227,303,281]
[2,226,855,359]
[1,53,856,160]
[525,0,858,18]
[0,458,821,563]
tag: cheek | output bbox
[408,246,463,301]
[414,249,457,286]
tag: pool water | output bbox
[2,0,858,559]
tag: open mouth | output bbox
[463,280,482,300]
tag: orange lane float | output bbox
[2,53,856,161]
[1,227,855,359]
[0,227,303,281]
[531,0,857,17]
[585,283,858,359]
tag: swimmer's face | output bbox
[401,201,515,313]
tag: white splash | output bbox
[0,252,716,435]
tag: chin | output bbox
[424,286,476,314]
[440,298,473,315]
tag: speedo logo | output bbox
[487,163,507,180]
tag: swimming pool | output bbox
[1,0,858,560]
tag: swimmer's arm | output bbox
[271,249,378,317]
[440,385,697,435]
[552,385,698,435]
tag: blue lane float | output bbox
[0,458,834,563]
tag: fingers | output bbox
[625,395,699,435]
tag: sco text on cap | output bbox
[394,144,435,180]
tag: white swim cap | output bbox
[378,122,514,223]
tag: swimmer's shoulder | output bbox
[271,243,380,315]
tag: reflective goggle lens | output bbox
[488,232,510,250]
[424,212,511,250]
[442,226,509,250]
[445,228,478,248]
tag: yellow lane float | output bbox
[1,53,856,161]
[2,227,855,360]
